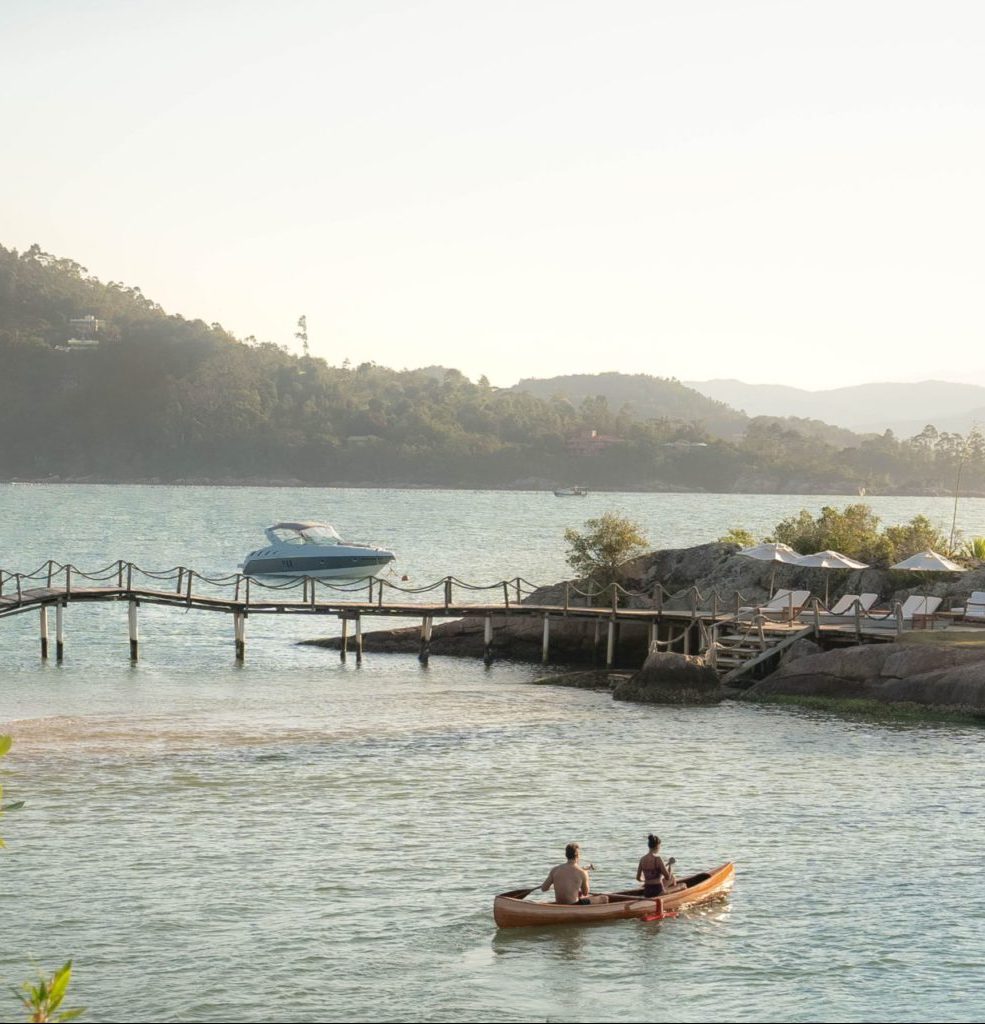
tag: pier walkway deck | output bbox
[0,560,925,677]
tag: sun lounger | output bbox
[867,594,942,627]
[816,593,878,619]
[739,589,811,621]
[953,591,985,622]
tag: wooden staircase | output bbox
[704,617,815,685]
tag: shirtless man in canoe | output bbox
[539,843,609,905]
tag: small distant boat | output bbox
[553,486,588,497]
[239,521,395,580]
[492,862,734,928]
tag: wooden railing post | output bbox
[483,614,493,666]
[39,605,48,660]
[128,599,139,661]
[55,601,65,662]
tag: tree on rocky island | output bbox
[564,513,649,600]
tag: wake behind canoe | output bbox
[493,862,734,928]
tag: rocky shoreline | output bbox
[302,540,985,720]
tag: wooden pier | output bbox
[0,560,908,678]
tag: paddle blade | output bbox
[641,909,677,922]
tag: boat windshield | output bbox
[300,525,342,545]
[268,524,342,546]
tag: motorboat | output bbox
[239,521,395,580]
[553,486,588,497]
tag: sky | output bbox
[3,0,984,389]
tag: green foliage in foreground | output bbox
[0,734,26,847]
[766,504,952,567]
[564,513,649,593]
[13,962,83,1023]
[2,740,81,1022]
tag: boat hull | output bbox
[241,553,394,580]
[493,862,734,928]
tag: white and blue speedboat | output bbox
[240,521,395,580]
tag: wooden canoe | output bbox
[493,862,734,928]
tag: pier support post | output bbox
[606,618,615,668]
[234,612,246,662]
[683,625,691,656]
[419,616,433,664]
[593,618,601,664]
[39,605,49,660]
[542,613,550,664]
[648,620,657,653]
[483,614,493,666]
[355,615,363,665]
[340,617,349,663]
[128,599,139,661]
[56,603,65,662]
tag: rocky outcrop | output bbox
[531,671,631,690]
[613,651,724,705]
[744,641,985,712]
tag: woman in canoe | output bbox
[636,834,684,897]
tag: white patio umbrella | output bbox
[739,542,802,596]
[795,549,870,605]
[890,550,965,573]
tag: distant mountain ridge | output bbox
[686,379,985,435]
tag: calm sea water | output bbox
[1,485,983,1023]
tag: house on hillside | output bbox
[565,429,624,455]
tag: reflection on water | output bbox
[492,923,591,960]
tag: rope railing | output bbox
[0,560,791,620]
[0,561,940,640]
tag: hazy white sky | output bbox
[3,0,984,388]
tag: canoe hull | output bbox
[493,862,734,928]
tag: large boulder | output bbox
[745,641,985,711]
[613,651,724,705]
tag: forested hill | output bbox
[513,372,746,439]
[2,241,985,495]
